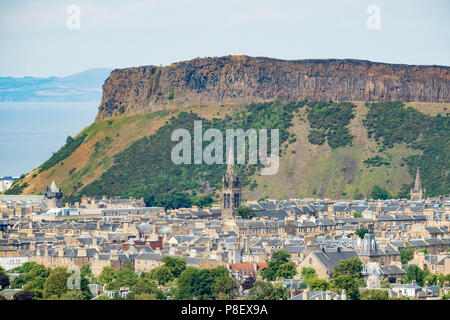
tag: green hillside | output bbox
[8,100,449,208]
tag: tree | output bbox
[403,265,426,287]
[301,267,317,280]
[276,262,297,280]
[18,263,50,298]
[400,247,415,264]
[333,258,364,283]
[0,266,7,276]
[109,268,138,291]
[81,264,95,283]
[151,265,174,285]
[43,267,69,299]
[60,289,86,300]
[0,275,9,289]
[168,89,174,100]
[436,274,450,287]
[13,290,34,300]
[305,278,330,291]
[353,211,362,218]
[423,271,437,286]
[355,228,369,239]
[371,185,391,200]
[329,258,364,300]
[174,266,234,300]
[134,293,158,300]
[94,295,112,300]
[174,267,199,300]
[98,266,116,287]
[360,289,389,300]
[212,274,238,300]
[247,280,287,300]
[261,249,296,281]
[236,206,256,219]
[380,280,392,289]
[162,256,186,278]
[11,262,37,274]
[80,273,93,300]
[131,277,165,300]
[330,275,360,300]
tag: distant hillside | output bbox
[8,56,450,206]
[0,68,113,102]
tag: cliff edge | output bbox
[96,55,450,121]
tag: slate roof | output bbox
[380,265,404,275]
[135,253,162,261]
[408,239,429,247]
[425,227,444,234]
[424,238,445,246]
[377,214,394,221]
[312,249,359,273]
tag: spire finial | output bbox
[227,147,235,172]
[414,167,421,192]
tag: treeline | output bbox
[0,256,286,300]
[363,101,449,197]
[2,262,91,300]
[306,101,355,148]
[40,134,87,172]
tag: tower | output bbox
[44,180,63,208]
[410,167,425,201]
[221,149,241,219]
[358,224,381,263]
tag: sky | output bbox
[0,0,449,77]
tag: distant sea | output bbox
[0,102,99,176]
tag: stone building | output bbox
[44,181,63,208]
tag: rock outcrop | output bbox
[96,55,450,121]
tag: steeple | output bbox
[226,147,236,181]
[50,180,59,193]
[410,167,425,201]
[413,167,421,192]
[221,147,241,219]
[359,224,380,259]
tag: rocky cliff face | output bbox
[96,55,450,121]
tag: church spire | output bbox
[221,147,241,219]
[226,147,235,173]
[413,167,421,192]
[410,167,424,201]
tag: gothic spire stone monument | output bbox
[410,167,425,201]
[221,148,241,219]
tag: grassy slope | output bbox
[20,103,237,195]
[249,102,420,200]
[19,101,449,200]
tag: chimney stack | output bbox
[302,289,309,301]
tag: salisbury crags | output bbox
[96,55,450,121]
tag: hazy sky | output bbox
[1,0,449,77]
